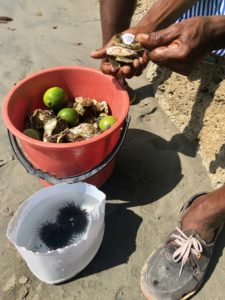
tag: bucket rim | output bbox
[2,65,129,149]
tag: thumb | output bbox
[150,40,182,63]
[90,47,107,59]
[136,25,179,50]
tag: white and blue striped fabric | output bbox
[177,0,225,56]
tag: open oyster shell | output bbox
[106,33,144,67]
[44,128,72,143]
[43,123,99,143]
[25,98,111,143]
[43,117,68,142]
[26,109,55,130]
[113,33,144,51]
[70,123,99,140]
[121,33,135,45]
[74,97,109,124]
[44,123,100,143]
[106,46,137,58]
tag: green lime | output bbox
[98,115,117,132]
[43,87,68,111]
[23,128,41,140]
[57,108,79,127]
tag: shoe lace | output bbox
[171,227,203,276]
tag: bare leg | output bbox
[100,0,137,45]
[181,185,225,243]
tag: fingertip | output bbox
[133,59,140,68]
[90,50,97,57]
[139,57,144,65]
[111,67,118,73]
[123,66,132,75]
[90,48,107,59]
[101,64,112,75]
[143,50,150,63]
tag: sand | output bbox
[0,1,225,300]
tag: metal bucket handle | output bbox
[8,116,130,185]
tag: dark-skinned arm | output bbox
[136,15,225,75]
[91,0,198,78]
[100,0,137,45]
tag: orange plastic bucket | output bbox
[2,66,130,186]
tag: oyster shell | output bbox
[95,100,109,114]
[69,123,99,141]
[113,34,144,51]
[43,117,68,141]
[121,33,135,45]
[74,97,96,116]
[74,97,109,124]
[44,123,99,143]
[25,97,111,143]
[115,57,134,63]
[106,46,137,58]
[43,128,74,143]
[107,33,145,67]
[26,109,55,129]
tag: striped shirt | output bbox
[177,0,225,56]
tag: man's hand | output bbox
[90,27,150,79]
[136,17,215,75]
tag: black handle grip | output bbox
[8,116,130,184]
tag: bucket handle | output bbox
[7,116,130,184]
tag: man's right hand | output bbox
[136,16,218,75]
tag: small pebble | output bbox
[19,275,29,284]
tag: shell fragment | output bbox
[106,46,137,57]
[121,33,135,45]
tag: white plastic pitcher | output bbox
[7,183,106,284]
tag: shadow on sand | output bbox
[62,56,225,284]
[61,128,184,282]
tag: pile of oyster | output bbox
[106,33,144,68]
[24,97,110,143]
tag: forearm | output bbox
[137,0,198,31]
[100,0,137,45]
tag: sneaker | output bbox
[140,193,224,300]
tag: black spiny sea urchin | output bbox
[38,221,74,250]
[38,202,89,251]
[56,202,89,236]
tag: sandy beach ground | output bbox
[0,1,225,300]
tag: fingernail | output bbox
[168,40,180,48]
[137,33,149,40]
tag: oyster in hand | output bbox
[106,33,145,67]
